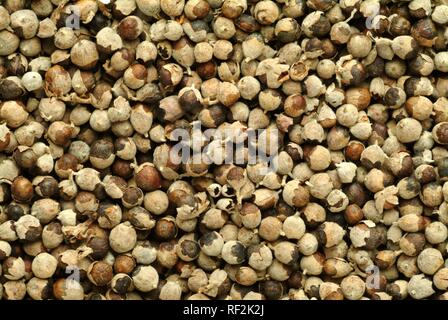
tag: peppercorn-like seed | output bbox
[53,278,84,300]
[11,176,34,203]
[1,0,448,301]
[87,261,114,287]
[114,255,136,275]
[135,164,162,192]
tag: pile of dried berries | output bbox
[1,0,448,301]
